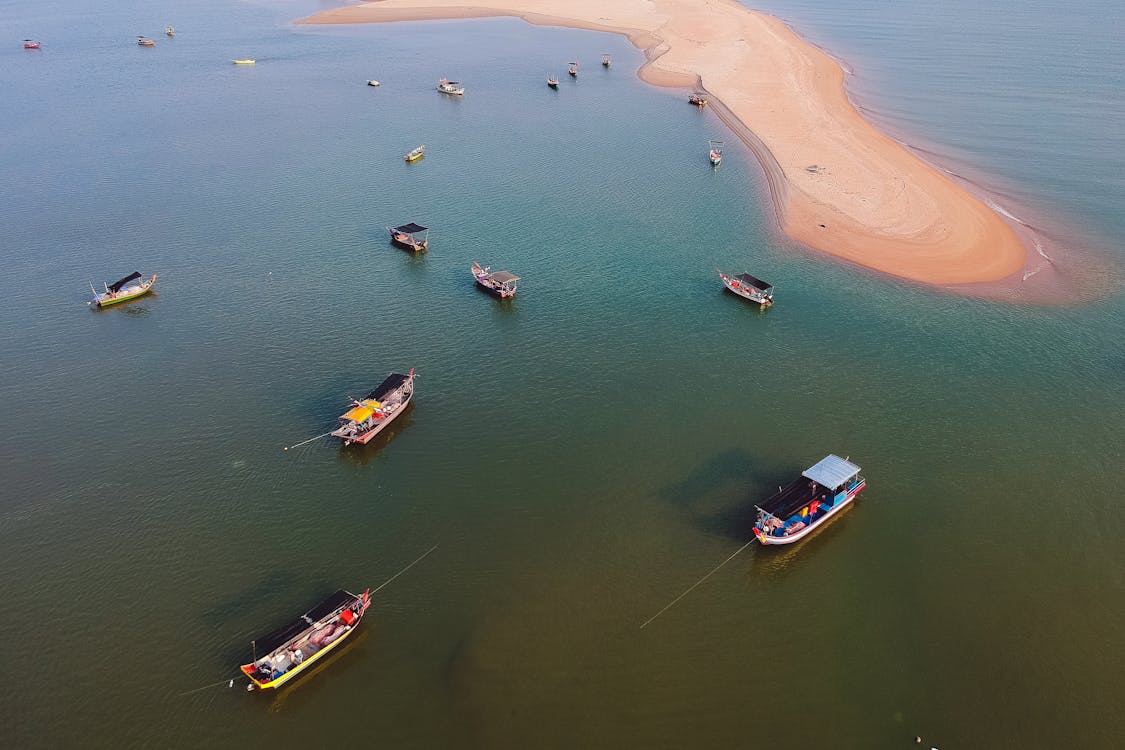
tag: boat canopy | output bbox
[802,454,861,490]
[250,589,360,657]
[108,271,142,293]
[393,223,427,235]
[733,273,772,292]
[488,271,520,284]
[343,401,380,423]
[366,373,409,402]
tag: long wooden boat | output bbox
[718,269,774,306]
[689,92,708,107]
[137,36,155,47]
[240,589,371,690]
[91,271,157,308]
[232,59,256,65]
[330,369,415,446]
[471,262,519,298]
[546,75,559,89]
[568,62,578,78]
[437,78,464,95]
[387,222,428,251]
[753,455,866,546]
[23,39,41,50]
[709,139,723,166]
[404,145,425,162]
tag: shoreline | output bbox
[299,0,1077,297]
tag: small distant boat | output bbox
[137,36,155,47]
[331,370,416,446]
[546,75,559,89]
[387,222,428,252]
[437,78,464,95]
[165,25,174,37]
[753,455,866,546]
[601,54,611,67]
[471,262,520,299]
[366,79,381,87]
[241,589,372,690]
[709,139,724,166]
[718,270,774,306]
[568,62,578,78]
[232,59,256,65]
[688,92,708,107]
[403,145,425,163]
[23,39,41,50]
[90,271,157,308]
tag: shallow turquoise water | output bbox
[1,0,1123,747]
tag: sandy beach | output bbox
[300,0,1031,287]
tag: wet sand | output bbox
[300,0,1032,288]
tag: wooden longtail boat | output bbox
[241,589,371,690]
[232,59,255,65]
[331,370,415,446]
[471,262,519,298]
[366,79,381,87]
[689,92,708,107]
[437,78,464,95]
[718,270,774,306]
[709,139,723,166]
[404,145,425,162]
[753,455,866,545]
[547,75,559,89]
[387,222,428,251]
[137,36,155,47]
[91,271,157,308]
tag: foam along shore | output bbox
[299,0,1028,287]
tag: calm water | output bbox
[1,0,1123,747]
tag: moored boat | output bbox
[403,145,425,162]
[547,75,559,89]
[165,25,174,37]
[90,271,157,308]
[689,92,708,107]
[568,62,578,77]
[136,36,155,47]
[602,54,612,67]
[437,78,464,95]
[232,59,255,65]
[709,139,723,166]
[241,589,371,690]
[331,370,415,446]
[753,455,866,546]
[471,262,520,298]
[23,39,41,50]
[718,270,774,306]
[366,79,381,87]
[387,222,428,251]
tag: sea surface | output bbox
[1,0,1122,747]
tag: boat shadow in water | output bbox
[199,571,301,630]
[336,402,416,467]
[259,628,371,712]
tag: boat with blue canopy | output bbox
[753,455,865,545]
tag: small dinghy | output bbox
[437,78,464,95]
[366,79,381,87]
[137,36,155,47]
[23,39,42,50]
[403,145,425,163]
[232,59,256,65]
[547,75,559,89]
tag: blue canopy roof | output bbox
[802,454,861,490]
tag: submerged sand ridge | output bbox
[301,0,1029,287]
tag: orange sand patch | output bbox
[300,0,1028,286]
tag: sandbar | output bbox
[300,0,1030,287]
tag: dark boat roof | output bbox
[365,372,409,401]
[393,223,427,234]
[108,271,142,293]
[488,271,519,284]
[733,273,772,291]
[251,589,360,657]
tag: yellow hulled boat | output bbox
[91,271,156,308]
[232,59,255,65]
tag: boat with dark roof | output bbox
[753,455,865,545]
[330,370,415,446]
[241,588,371,690]
[90,271,157,308]
[387,222,428,251]
[471,262,519,298]
[718,269,773,306]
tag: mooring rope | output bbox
[374,545,439,594]
[639,538,755,629]
[178,676,239,697]
[282,430,333,452]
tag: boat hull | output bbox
[755,481,865,545]
[475,279,516,298]
[390,235,426,251]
